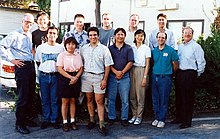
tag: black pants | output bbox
[15,61,36,126]
[175,69,197,126]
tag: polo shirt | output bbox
[109,43,134,71]
[152,44,178,75]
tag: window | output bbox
[167,20,204,42]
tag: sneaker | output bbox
[157,121,165,128]
[151,120,159,126]
[128,117,136,124]
[134,118,142,125]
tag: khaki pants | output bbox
[130,66,147,118]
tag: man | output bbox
[35,26,64,129]
[172,26,206,129]
[80,27,113,136]
[151,32,178,128]
[149,13,176,50]
[0,13,36,134]
[99,13,115,47]
[63,14,89,51]
[125,14,140,45]
[108,28,134,127]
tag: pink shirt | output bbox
[57,51,83,72]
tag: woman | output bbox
[57,37,83,132]
[128,29,151,125]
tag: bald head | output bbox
[22,13,34,33]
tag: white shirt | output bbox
[35,42,65,73]
[131,43,151,67]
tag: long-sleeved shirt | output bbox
[178,39,206,76]
[149,28,176,50]
[0,27,33,62]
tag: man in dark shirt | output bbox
[107,28,134,127]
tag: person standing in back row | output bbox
[171,26,206,129]
[149,13,176,50]
[0,13,37,134]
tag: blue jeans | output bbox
[151,74,172,122]
[107,73,130,120]
[39,72,59,123]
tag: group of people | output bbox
[0,11,206,137]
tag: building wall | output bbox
[51,0,218,39]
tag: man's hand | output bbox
[100,79,107,90]
[115,71,124,80]
[11,60,25,68]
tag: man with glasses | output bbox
[0,13,36,134]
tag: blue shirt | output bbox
[99,28,115,47]
[0,27,33,61]
[178,39,206,75]
[149,28,176,50]
[109,43,134,71]
[152,44,179,75]
[63,29,89,50]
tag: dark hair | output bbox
[87,27,99,36]
[64,37,78,50]
[47,26,59,35]
[156,32,167,39]
[114,28,126,36]
[37,11,49,19]
[133,29,146,44]
[74,14,85,20]
[157,13,167,20]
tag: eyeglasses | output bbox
[24,20,34,25]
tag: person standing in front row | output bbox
[151,32,178,128]
[57,37,83,132]
[128,29,151,125]
[81,27,114,136]
[171,26,206,129]
[149,13,176,50]
[0,13,37,134]
[35,26,64,129]
[108,28,134,127]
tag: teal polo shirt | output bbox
[152,44,178,75]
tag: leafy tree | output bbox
[0,0,32,8]
[35,0,51,15]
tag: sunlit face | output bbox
[102,14,112,27]
[135,33,145,44]
[66,42,76,53]
[22,14,34,32]
[37,15,49,29]
[183,28,193,43]
[129,15,139,28]
[47,29,58,42]
[74,17,85,31]
[157,16,167,29]
[115,30,126,43]
[157,32,166,46]
[88,31,99,44]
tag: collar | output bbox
[73,29,87,35]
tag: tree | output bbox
[35,0,51,15]
[0,0,32,9]
[95,0,101,27]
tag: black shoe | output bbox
[40,122,50,129]
[108,119,115,126]
[15,125,30,134]
[99,126,107,136]
[86,122,96,130]
[25,119,38,127]
[121,120,129,127]
[51,122,60,129]
[71,122,78,130]
[62,123,70,132]
[179,124,191,129]
[170,119,181,124]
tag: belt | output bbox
[86,71,104,75]
[40,71,59,76]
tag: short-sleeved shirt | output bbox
[152,44,178,75]
[56,51,83,72]
[81,42,114,74]
[32,29,47,49]
[131,44,151,67]
[35,43,65,73]
[109,43,134,71]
